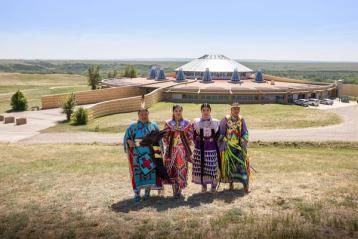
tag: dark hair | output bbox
[138,108,149,114]
[172,104,183,120]
[172,104,183,112]
[200,103,211,111]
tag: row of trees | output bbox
[88,64,138,90]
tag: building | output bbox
[101,54,337,105]
[175,54,253,80]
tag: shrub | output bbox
[61,93,76,121]
[71,107,88,125]
[10,90,28,111]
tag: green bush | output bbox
[71,107,89,125]
[10,90,28,111]
[62,93,76,121]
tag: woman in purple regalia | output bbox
[192,103,221,192]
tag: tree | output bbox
[123,64,137,78]
[88,65,101,90]
[113,70,118,78]
[10,90,28,111]
[61,93,76,121]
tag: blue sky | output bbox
[0,0,357,61]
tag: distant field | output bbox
[242,62,358,84]
[43,102,342,133]
[0,59,184,76]
[0,73,90,112]
[1,60,358,84]
[0,142,357,238]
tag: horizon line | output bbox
[1,58,358,63]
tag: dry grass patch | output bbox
[0,142,357,238]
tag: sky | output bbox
[0,0,357,61]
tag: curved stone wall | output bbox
[41,86,144,109]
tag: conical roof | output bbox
[176,54,253,73]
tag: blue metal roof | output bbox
[202,68,212,82]
[176,68,185,81]
[231,68,241,82]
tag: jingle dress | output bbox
[192,117,221,186]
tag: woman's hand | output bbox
[127,139,135,148]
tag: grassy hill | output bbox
[1,60,358,84]
[0,73,90,112]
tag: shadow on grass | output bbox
[5,108,28,113]
[58,119,69,124]
[110,188,245,213]
[56,119,81,126]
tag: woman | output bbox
[162,104,193,198]
[123,108,163,202]
[192,103,221,192]
[218,102,251,193]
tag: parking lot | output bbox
[308,99,357,109]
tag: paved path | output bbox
[1,102,357,144]
[0,108,65,143]
[0,104,98,143]
[11,103,357,144]
[19,132,123,144]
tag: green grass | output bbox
[0,142,357,238]
[43,102,342,133]
[0,73,90,112]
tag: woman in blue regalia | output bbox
[124,108,163,202]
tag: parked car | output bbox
[340,96,350,103]
[320,98,334,105]
[308,98,320,106]
[294,99,310,107]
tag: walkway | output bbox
[7,103,357,144]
